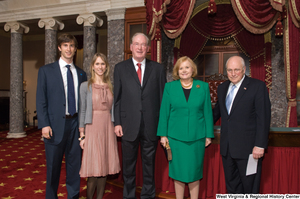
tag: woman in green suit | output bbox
[157,56,214,199]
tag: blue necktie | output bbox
[66,65,76,116]
[225,84,236,113]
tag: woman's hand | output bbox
[80,139,85,149]
[205,138,212,147]
[79,127,85,137]
[160,136,169,148]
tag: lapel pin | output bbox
[244,87,247,90]
[196,85,200,88]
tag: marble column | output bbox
[76,14,103,79]
[105,8,126,83]
[161,30,175,82]
[270,26,287,127]
[38,18,64,64]
[4,22,29,138]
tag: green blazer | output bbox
[157,79,214,142]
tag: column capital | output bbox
[105,8,126,21]
[4,21,29,34]
[38,18,64,30]
[76,14,103,27]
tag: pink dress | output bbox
[80,83,120,177]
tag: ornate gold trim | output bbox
[284,11,291,99]
[286,106,291,127]
[234,0,264,28]
[291,0,300,21]
[264,31,272,43]
[157,40,161,63]
[192,0,231,19]
[174,34,182,49]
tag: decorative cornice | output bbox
[4,21,29,34]
[76,14,103,27]
[105,8,126,21]
[38,18,64,30]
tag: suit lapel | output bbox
[186,80,198,104]
[127,59,141,86]
[75,65,85,98]
[53,61,65,94]
[220,81,230,112]
[230,76,250,115]
[142,59,153,88]
[174,80,187,103]
[75,65,84,84]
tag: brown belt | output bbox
[65,113,78,119]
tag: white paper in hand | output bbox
[246,154,258,176]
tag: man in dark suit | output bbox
[36,33,87,199]
[114,32,166,199]
[213,56,271,194]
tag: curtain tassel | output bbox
[275,15,283,37]
[208,0,217,15]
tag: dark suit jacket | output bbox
[36,61,87,145]
[213,76,271,159]
[114,58,166,141]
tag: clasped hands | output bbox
[160,136,212,148]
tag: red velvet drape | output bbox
[284,11,300,127]
[269,0,286,12]
[231,0,279,34]
[146,0,195,62]
[175,4,243,59]
[174,4,271,83]
[288,0,300,28]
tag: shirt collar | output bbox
[230,75,245,88]
[59,58,74,69]
[132,58,146,67]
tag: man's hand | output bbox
[160,136,169,148]
[114,125,123,137]
[252,146,265,159]
[42,126,52,139]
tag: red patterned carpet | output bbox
[0,128,173,199]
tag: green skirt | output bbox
[168,137,206,183]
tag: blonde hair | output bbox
[88,53,113,93]
[172,56,198,80]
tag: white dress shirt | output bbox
[226,75,245,113]
[59,58,79,115]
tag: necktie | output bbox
[137,63,142,84]
[225,84,236,113]
[66,65,76,116]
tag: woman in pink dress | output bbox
[78,53,120,199]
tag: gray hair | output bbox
[131,32,150,46]
[225,56,245,69]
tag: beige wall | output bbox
[23,38,45,125]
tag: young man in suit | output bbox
[114,32,166,199]
[213,56,271,194]
[36,33,87,199]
